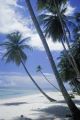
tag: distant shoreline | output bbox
[0,88,58,100]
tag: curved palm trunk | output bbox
[53,0,80,77]
[21,60,56,102]
[25,0,80,119]
[40,70,60,92]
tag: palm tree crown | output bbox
[36,65,42,72]
[2,32,31,65]
[38,4,75,42]
[37,0,67,10]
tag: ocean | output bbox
[0,87,55,99]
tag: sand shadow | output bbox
[1,102,27,106]
[57,99,80,105]
[32,105,71,120]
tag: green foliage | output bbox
[58,39,80,81]
[39,14,64,41]
[38,1,76,44]
[1,32,31,65]
[58,39,80,94]
[58,52,76,82]
[37,0,67,10]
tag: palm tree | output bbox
[36,65,60,91]
[37,0,80,80]
[58,52,80,95]
[58,39,80,94]
[25,0,80,119]
[0,31,56,102]
[53,0,80,78]
[38,7,77,76]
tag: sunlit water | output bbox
[0,87,56,99]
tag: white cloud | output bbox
[0,72,59,89]
[65,2,75,15]
[28,34,68,51]
[0,0,31,34]
[0,0,72,51]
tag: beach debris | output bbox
[20,115,32,120]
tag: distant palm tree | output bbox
[36,65,60,91]
[1,31,56,102]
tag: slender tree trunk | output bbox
[21,60,56,102]
[40,71,60,92]
[25,0,80,119]
[53,0,80,77]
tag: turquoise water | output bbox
[0,87,54,99]
[0,87,39,99]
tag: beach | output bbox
[0,91,80,120]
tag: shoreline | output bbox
[0,89,58,100]
[0,90,60,102]
[0,91,80,120]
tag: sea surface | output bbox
[0,87,55,99]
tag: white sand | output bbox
[0,91,80,120]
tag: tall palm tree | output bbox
[25,0,80,119]
[37,0,80,80]
[1,32,56,102]
[38,7,77,76]
[36,65,60,91]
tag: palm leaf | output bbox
[1,32,31,66]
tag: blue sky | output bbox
[0,0,80,88]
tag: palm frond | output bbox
[19,37,31,45]
[37,0,67,10]
[1,32,31,66]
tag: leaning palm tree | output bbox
[25,0,80,119]
[0,31,56,102]
[36,65,60,91]
[37,0,80,82]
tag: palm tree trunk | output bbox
[40,71,60,92]
[21,60,56,102]
[25,0,80,119]
[53,0,80,77]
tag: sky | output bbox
[0,0,80,88]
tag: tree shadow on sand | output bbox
[1,102,27,106]
[57,100,80,105]
[32,105,72,120]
